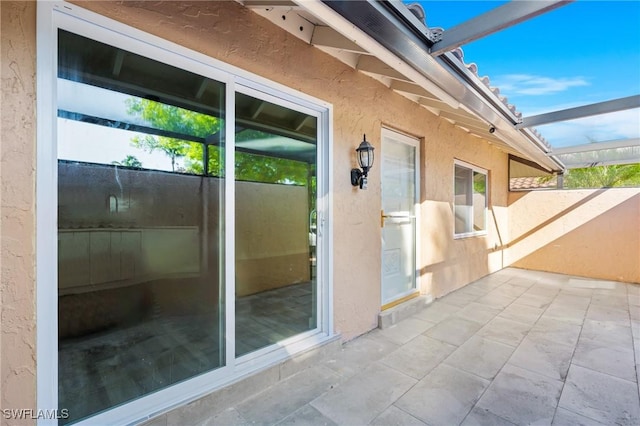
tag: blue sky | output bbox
[415,0,640,148]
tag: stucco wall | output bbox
[418,129,509,297]
[507,188,640,283]
[1,0,37,421]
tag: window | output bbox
[454,161,488,237]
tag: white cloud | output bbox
[494,74,589,96]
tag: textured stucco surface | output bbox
[1,0,37,420]
[508,188,640,283]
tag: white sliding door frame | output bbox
[36,2,333,424]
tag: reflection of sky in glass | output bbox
[58,119,175,171]
[58,79,143,126]
[57,79,215,172]
[58,78,178,170]
[57,78,316,169]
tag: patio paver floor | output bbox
[198,268,640,426]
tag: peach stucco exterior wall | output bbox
[1,0,37,421]
[507,188,640,283]
[417,125,509,297]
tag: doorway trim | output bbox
[380,127,421,308]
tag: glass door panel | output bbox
[381,129,418,306]
[57,30,226,424]
[234,92,318,357]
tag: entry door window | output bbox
[381,129,419,306]
[57,30,226,424]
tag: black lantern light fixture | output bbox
[351,134,375,189]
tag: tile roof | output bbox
[449,47,553,152]
[510,176,558,190]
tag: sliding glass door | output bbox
[51,19,328,424]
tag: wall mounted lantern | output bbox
[350,134,375,189]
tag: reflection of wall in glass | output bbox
[57,162,225,424]
[57,28,226,424]
[234,92,318,357]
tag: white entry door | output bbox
[381,128,419,307]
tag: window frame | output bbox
[453,159,489,239]
[37,2,334,424]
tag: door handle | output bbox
[381,210,414,227]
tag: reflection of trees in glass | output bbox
[235,151,308,184]
[473,172,486,194]
[112,155,142,168]
[131,133,188,172]
[125,97,315,188]
[564,164,640,189]
[126,98,220,172]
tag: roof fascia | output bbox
[430,1,572,56]
[311,0,563,171]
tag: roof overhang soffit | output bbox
[245,0,564,171]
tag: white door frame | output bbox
[380,127,420,308]
[36,2,334,424]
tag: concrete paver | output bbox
[395,364,489,426]
[310,363,416,425]
[558,365,640,425]
[476,364,563,425]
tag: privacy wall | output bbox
[507,188,640,283]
